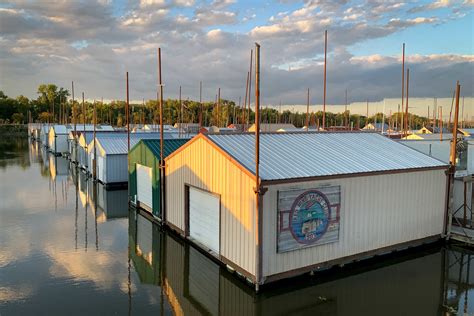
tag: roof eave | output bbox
[260,165,449,186]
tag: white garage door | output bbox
[189,187,220,254]
[137,164,153,209]
[97,156,105,183]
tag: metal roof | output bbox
[139,138,190,158]
[94,133,191,155]
[206,132,448,181]
[50,125,68,134]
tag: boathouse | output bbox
[164,132,448,287]
[128,138,189,217]
[48,125,69,155]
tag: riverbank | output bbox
[0,124,27,136]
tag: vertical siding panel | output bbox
[263,169,446,278]
[166,137,256,276]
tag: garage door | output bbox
[137,164,153,210]
[189,187,220,254]
[97,156,104,183]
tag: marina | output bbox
[2,135,474,315]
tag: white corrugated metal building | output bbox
[90,133,189,185]
[48,125,69,154]
[165,132,448,288]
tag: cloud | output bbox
[0,0,471,107]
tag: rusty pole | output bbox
[449,90,455,130]
[82,92,85,132]
[366,99,369,128]
[243,71,249,130]
[199,81,202,129]
[450,81,461,165]
[217,88,221,127]
[254,42,262,291]
[401,43,405,133]
[323,30,327,130]
[345,89,348,128]
[126,72,130,153]
[179,86,182,137]
[440,106,443,141]
[158,47,165,222]
[248,49,253,126]
[404,68,410,137]
[306,88,310,131]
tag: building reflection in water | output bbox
[128,209,474,315]
[27,138,474,315]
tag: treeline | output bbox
[0,84,432,129]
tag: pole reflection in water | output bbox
[129,207,474,316]
[4,136,474,315]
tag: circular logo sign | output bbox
[289,190,331,244]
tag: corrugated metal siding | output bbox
[207,133,447,180]
[262,169,446,278]
[166,136,257,276]
[128,142,162,217]
[105,154,128,183]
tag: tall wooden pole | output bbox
[82,92,86,132]
[243,71,249,130]
[248,49,253,126]
[217,88,221,127]
[344,89,348,128]
[305,88,310,131]
[179,85,182,136]
[199,81,202,129]
[450,81,461,165]
[126,72,130,153]
[440,106,443,141]
[254,42,262,291]
[366,99,369,127]
[158,47,165,221]
[404,68,409,137]
[323,30,327,130]
[401,43,405,134]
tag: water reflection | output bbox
[3,137,474,315]
[129,209,474,315]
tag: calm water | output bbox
[1,135,474,315]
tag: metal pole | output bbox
[323,30,327,130]
[344,89,348,128]
[440,106,443,141]
[449,90,455,131]
[248,49,253,126]
[404,68,409,137]
[126,72,130,153]
[243,71,249,130]
[254,42,261,291]
[82,92,86,132]
[451,81,461,165]
[199,81,202,129]
[401,43,405,135]
[158,47,165,222]
[217,88,221,127]
[366,99,369,128]
[306,88,309,131]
